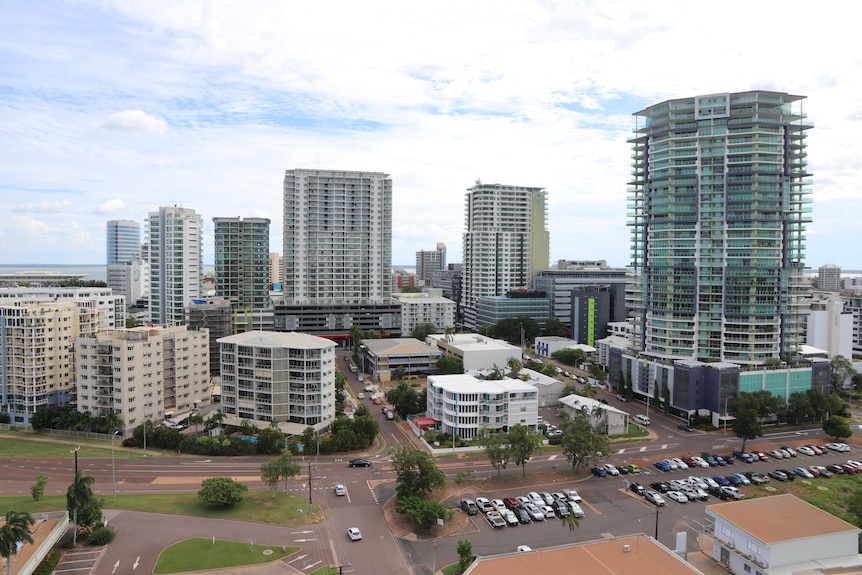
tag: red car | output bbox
[682,456,697,468]
[752,451,769,462]
[503,497,522,510]
[373,398,381,405]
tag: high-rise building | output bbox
[106,219,141,265]
[269,252,282,288]
[0,286,125,329]
[146,206,203,325]
[213,217,271,309]
[187,298,233,376]
[416,243,446,287]
[818,264,842,291]
[462,182,549,329]
[627,91,812,364]
[283,169,392,305]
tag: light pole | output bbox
[111,430,121,497]
[143,419,147,457]
[70,445,80,477]
[723,396,729,432]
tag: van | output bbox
[634,414,651,426]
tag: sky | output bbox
[2,1,861,269]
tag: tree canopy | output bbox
[197,477,248,508]
[390,445,446,500]
[507,424,543,478]
[823,415,852,441]
[487,317,540,345]
[560,412,609,471]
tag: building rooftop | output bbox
[217,330,336,350]
[362,338,440,356]
[427,333,520,353]
[559,393,627,416]
[428,374,538,395]
[464,534,704,575]
[706,494,859,545]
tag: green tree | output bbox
[489,317,540,345]
[387,381,424,417]
[30,474,48,501]
[66,471,95,547]
[552,348,586,367]
[0,510,35,575]
[541,363,558,377]
[731,404,762,452]
[401,285,422,293]
[197,477,249,508]
[479,430,510,478]
[188,412,204,435]
[578,383,597,399]
[507,357,523,378]
[206,410,226,434]
[394,496,451,531]
[412,322,437,341]
[807,388,829,420]
[662,382,670,414]
[542,318,571,337]
[831,354,857,390]
[507,424,542,478]
[457,539,474,574]
[787,391,813,424]
[390,445,446,500]
[560,413,610,471]
[256,427,286,455]
[561,508,581,541]
[437,356,463,374]
[822,415,852,441]
[260,452,300,497]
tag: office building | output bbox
[818,263,841,291]
[416,243,446,287]
[218,330,336,433]
[425,333,520,371]
[0,303,102,425]
[462,182,549,329]
[107,260,144,308]
[533,261,630,326]
[146,206,203,325]
[213,216,271,309]
[628,91,812,364]
[282,169,392,305]
[475,290,549,329]
[805,293,853,359]
[187,298,233,375]
[106,219,141,265]
[361,338,442,383]
[572,285,612,346]
[76,325,210,433]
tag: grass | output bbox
[440,562,461,575]
[0,491,322,526]
[744,474,862,524]
[308,567,338,575]
[153,538,298,574]
[0,434,142,459]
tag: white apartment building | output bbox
[76,325,210,433]
[426,374,539,439]
[107,260,145,308]
[282,169,392,305]
[0,302,102,425]
[805,293,853,359]
[425,333,521,371]
[218,331,336,434]
[0,287,125,329]
[147,206,203,324]
[396,291,456,336]
[462,182,549,329]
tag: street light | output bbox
[70,445,80,477]
[111,430,121,497]
[142,419,147,457]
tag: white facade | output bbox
[426,374,538,439]
[76,325,209,432]
[396,292,456,336]
[818,263,842,291]
[534,336,577,358]
[595,334,631,369]
[147,206,203,324]
[107,261,144,308]
[218,330,337,434]
[426,333,521,371]
[462,182,549,328]
[518,368,566,405]
[558,394,629,435]
[0,287,124,330]
[0,303,102,424]
[805,294,853,359]
[282,169,392,305]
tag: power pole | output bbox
[308,459,313,514]
[654,506,660,540]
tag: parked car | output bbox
[626,464,641,474]
[486,511,506,528]
[826,442,851,452]
[687,476,708,490]
[712,454,728,466]
[541,505,556,519]
[540,492,555,505]
[732,473,751,486]
[779,446,797,457]
[702,453,719,466]
[645,491,666,506]
[566,490,583,503]
[777,468,797,480]
[527,492,544,506]
[630,482,645,495]
[745,472,770,484]
[795,467,815,479]
[503,497,522,510]
[604,464,621,476]
[713,476,730,487]
[515,508,531,524]
[752,451,769,462]
[684,486,710,501]
[813,466,833,478]
[567,501,586,517]
[670,458,689,470]
[796,446,815,456]
[503,510,519,526]
[765,449,785,459]
[476,497,494,513]
[524,504,545,521]
[733,451,755,463]
[591,466,607,477]
[357,392,365,399]
[552,503,569,518]
[720,486,745,500]
[653,460,672,472]
[767,469,788,481]
[690,456,710,468]
[808,445,825,455]
[702,476,720,489]
[516,496,532,507]
[460,499,479,515]
[807,466,821,477]
[349,458,371,467]
[666,490,688,503]
[492,499,507,513]
[650,481,670,493]
[826,464,846,475]
[634,414,651,425]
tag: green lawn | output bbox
[153,538,298,574]
[1,491,321,526]
[0,434,142,459]
[308,567,338,575]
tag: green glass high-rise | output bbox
[627,91,812,365]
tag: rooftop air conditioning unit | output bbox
[623,545,630,553]
[727,541,735,549]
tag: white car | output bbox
[826,442,850,452]
[527,492,544,506]
[566,490,582,503]
[541,505,556,519]
[687,476,708,490]
[516,496,531,507]
[604,464,620,476]
[357,392,365,399]
[334,484,347,496]
[475,497,494,513]
[491,499,507,513]
[645,491,665,507]
[666,490,688,503]
[517,545,533,552]
[524,504,545,521]
[690,456,710,468]
[347,527,362,541]
[662,459,679,470]
[702,476,720,489]
[668,479,688,490]
[567,501,585,517]
[671,458,689,470]
[797,446,815,456]
[540,492,555,505]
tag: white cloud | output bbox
[13,200,72,213]
[94,199,127,214]
[102,110,167,133]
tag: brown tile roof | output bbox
[464,534,705,575]
[706,494,859,544]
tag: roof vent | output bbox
[623,544,630,553]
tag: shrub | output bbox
[33,552,61,575]
[88,527,115,546]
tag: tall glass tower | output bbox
[106,220,141,264]
[146,206,203,324]
[627,91,812,365]
[213,216,271,309]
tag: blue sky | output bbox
[1,1,860,268]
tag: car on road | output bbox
[486,511,506,528]
[357,392,365,399]
[633,414,651,425]
[476,497,494,513]
[503,510,519,526]
[629,482,645,495]
[616,394,628,402]
[349,458,371,467]
[347,527,362,541]
[335,484,347,496]
[677,423,694,432]
[645,491,666,506]
[591,466,607,477]
[666,490,688,503]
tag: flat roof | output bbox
[706,494,859,544]
[428,374,537,394]
[427,333,520,352]
[464,534,704,575]
[217,330,336,350]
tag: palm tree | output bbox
[102,412,123,435]
[189,413,204,435]
[66,471,95,547]
[507,357,523,379]
[206,410,226,435]
[0,510,35,575]
[561,511,581,541]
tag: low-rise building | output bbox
[517,368,566,406]
[426,374,538,439]
[558,394,629,435]
[535,336,577,357]
[706,494,862,574]
[475,290,549,329]
[396,290,456,337]
[361,337,442,383]
[426,333,521,372]
[0,286,125,329]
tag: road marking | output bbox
[288,554,308,564]
[548,455,558,461]
[294,538,317,543]
[639,446,647,452]
[292,531,314,534]
[303,560,322,570]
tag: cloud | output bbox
[13,200,72,213]
[94,199,127,214]
[102,110,168,133]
